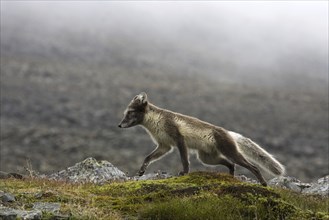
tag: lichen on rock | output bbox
[48,157,128,184]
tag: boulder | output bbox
[303,175,329,197]
[48,157,128,184]
[33,202,61,213]
[268,176,310,192]
[0,191,15,203]
[268,175,329,197]
[0,206,42,220]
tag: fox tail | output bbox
[229,131,285,176]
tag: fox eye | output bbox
[127,110,135,114]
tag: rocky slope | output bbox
[1,158,328,219]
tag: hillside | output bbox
[1,172,328,219]
[1,54,328,182]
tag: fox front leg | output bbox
[138,144,172,176]
[137,163,148,176]
[177,139,190,175]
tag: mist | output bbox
[2,1,328,82]
[1,1,328,181]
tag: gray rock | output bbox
[0,202,62,220]
[48,157,127,184]
[0,191,16,203]
[0,171,23,179]
[33,202,61,213]
[0,205,17,220]
[317,175,329,185]
[0,206,42,220]
[0,171,11,179]
[8,173,24,179]
[236,175,260,184]
[268,176,309,192]
[268,175,329,196]
[134,171,172,180]
[303,175,329,196]
[20,210,42,220]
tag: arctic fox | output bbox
[118,92,285,186]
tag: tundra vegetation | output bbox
[1,172,328,220]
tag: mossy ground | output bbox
[1,172,328,220]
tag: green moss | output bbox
[218,184,279,199]
[277,188,329,213]
[170,171,239,185]
[0,172,328,219]
[139,194,244,220]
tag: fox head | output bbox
[118,92,148,128]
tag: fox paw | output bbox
[137,170,145,176]
[178,171,188,176]
[261,181,268,187]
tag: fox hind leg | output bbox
[213,130,267,186]
[219,145,267,186]
[230,154,267,186]
[219,158,235,175]
[197,150,235,175]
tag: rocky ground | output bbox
[0,158,328,219]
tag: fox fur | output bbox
[118,92,285,186]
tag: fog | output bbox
[1,1,328,181]
[2,1,328,82]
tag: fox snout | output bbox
[118,120,130,128]
[118,121,126,128]
[118,117,130,128]
[118,116,128,128]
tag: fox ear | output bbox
[134,92,148,104]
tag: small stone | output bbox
[317,175,329,185]
[0,171,24,179]
[236,175,259,184]
[0,171,10,179]
[295,182,311,190]
[8,173,24,179]
[33,202,61,213]
[0,192,16,203]
[134,171,172,180]
[34,191,56,199]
